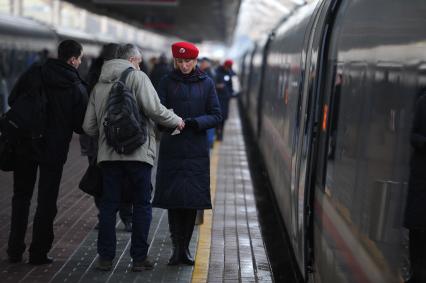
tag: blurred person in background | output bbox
[138,56,149,74]
[199,57,214,80]
[199,57,215,149]
[214,59,234,140]
[149,53,171,92]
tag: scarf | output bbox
[170,66,206,83]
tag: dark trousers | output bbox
[98,161,152,261]
[168,209,197,247]
[94,190,132,224]
[90,156,132,224]
[7,154,64,258]
[409,229,426,283]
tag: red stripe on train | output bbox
[314,198,372,283]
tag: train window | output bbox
[315,63,342,189]
[0,50,5,77]
[1,49,10,77]
[418,63,426,90]
[317,59,418,280]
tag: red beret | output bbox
[224,59,233,68]
[171,42,199,59]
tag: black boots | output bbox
[167,210,181,265]
[181,209,196,265]
[167,209,196,266]
[180,246,195,265]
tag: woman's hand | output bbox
[184,118,198,129]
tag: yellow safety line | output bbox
[191,141,220,283]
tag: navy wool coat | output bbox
[153,68,222,209]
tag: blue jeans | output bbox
[98,161,152,261]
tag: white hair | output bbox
[116,44,141,60]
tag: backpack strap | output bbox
[117,67,148,120]
[119,67,134,84]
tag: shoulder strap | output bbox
[119,67,134,84]
[117,67,148,119]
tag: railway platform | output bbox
[0,99,274,283]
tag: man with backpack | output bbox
[83,44,184,272]
[6,40,88,265]
[82,43,134,233]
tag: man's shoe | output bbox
[96,258,113,271]
[29,255,53,265]
[8,255,22,263]
[132,258,154,272]
[124,222,132,232]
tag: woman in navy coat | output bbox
[153,42,222,266]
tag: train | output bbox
[0,13,160,114]
[239,0,426,282]
[0,13,111,114]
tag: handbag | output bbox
[79,160,102,197]
[0,134,15,172]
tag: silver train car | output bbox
[0,14,57,113]
[240,0,426,282]
[0,14,116,114]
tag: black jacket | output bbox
[86,57,104,94]
[215,66,233,121]
[9,59,88,164]
[149,62,171,92]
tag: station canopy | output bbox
[63,0,242,44]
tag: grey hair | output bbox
[116,44,141,60]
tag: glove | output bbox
[184,118,198,129]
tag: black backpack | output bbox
[103,67,147,154]
[0,65,47,140]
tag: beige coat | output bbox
[83,59,180,165]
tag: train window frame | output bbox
[314,62,342,191]
[418,63,426,89]
[312,0,348,192]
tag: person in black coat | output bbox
[199,57,216,149]
[81,43,118,162]
[153,42,222,266]
[149,53,171,92]
[404,90,426,283]
[7,40,88,265]
[199,57,214,80]
[215,59,234,140]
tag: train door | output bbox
[303,2,347,279]
[306,0,357,280]
[0,48,9,114]
[289,0,335,276]
[244,46,257,111]
[257,33,275,138]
